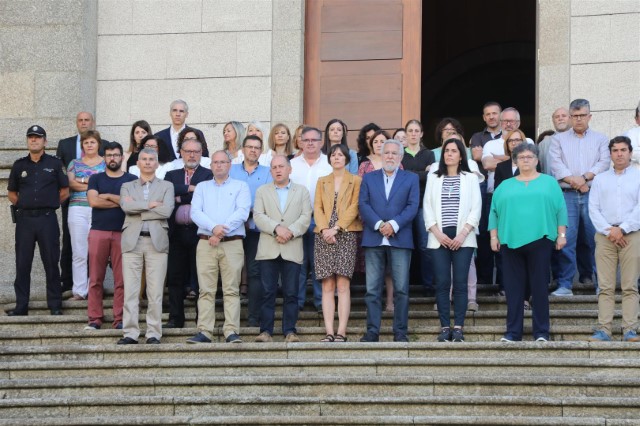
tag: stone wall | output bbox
[537,0,640,136]
[95,0,305,151]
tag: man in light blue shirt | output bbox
[187,151,251,344]
[229,135,273,327]
[588,136,640,342]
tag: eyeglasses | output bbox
[181,149,201,155]
[501,119,520,124]
[570,114,589,120]
[516,155,536,161]
[301,138,321,143]
[244,145,262,150]
[507,138,523,143]
[104,154,122,159]
[212,161,230,165]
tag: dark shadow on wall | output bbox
[421,0,536,149]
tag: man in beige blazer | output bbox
[253,155,312,342]
[117,148,174,345]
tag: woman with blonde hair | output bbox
[262,123,293,166]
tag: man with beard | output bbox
[163,138,213,329]
[84,142,137,330]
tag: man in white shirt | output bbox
[290,127,333,312]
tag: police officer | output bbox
[6,125,69,316]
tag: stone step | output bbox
[0,309,614,331]
[3,373,640,400]
[0,325,612,346]
[3,294,609,316]
[0,414,614,426]
[4,356,640,380]
[0,395,637,420]
[0,341,638,363]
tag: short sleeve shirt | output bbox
[88,172,137,231]
[7,153,69,209]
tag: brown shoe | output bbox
[284,333,300,343]
[255,332,273,343]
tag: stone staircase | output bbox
[1,282,639,425]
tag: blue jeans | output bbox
[413,208,433,290]
[364,246,412,336]
[260,256,301,336]
[557,191,596,290]
[430,227,473,328]
[299,223,322,309]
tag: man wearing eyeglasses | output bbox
[187,151,250,344]
[549,98,610,296]
[84,142,137,330]
[163,138,213,329]
[290,127,333,312]
[230,135,273,327]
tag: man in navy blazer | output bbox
[359,139,420,343]
[155,99,208,161]
[163,138,213,328]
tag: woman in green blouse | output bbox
[489,143,567,342]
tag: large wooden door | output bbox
[304,0,422,144]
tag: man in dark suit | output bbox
[359,139,420,343]
[163,138,213,328]
[155,99,208,160]
[56,112,108,291]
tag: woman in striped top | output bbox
[424,138,482,342]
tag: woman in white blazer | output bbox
[424,138,482,343]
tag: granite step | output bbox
[0,395,638,419]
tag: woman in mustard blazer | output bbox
[314,144,363,342]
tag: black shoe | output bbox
[146,337,161,344]
[393,333,409,342]
[163,320,183,329]
[50,309,63,316]
[437,328,452,342]
[114,322,123,330]
[117,337,138,345]
[452,328,465,342]
[360,332,379,342]
[6,310,27,316]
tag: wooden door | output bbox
[304,0,422,145]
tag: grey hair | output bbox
[270,154,291,167]
[511,142,538,162]
[247,120,268,136]
[212,149,232,162]
[569,99,590,112]
[170,99,189,113]
[501,107,521,121]
[382,139,404,154]
[139,148,158,161]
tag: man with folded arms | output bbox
[588,136,640,342]
[187,151,250,344]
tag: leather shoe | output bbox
[50,309,63,316]
[6,310,27,316]
[394,333,409,342]
[117,337,138,345]
[360,331,379,342]
[146,337,161,344]
[163,320,183,329]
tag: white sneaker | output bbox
[551,287,573,296]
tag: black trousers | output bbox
[476,191,502,287]
[60,201,73,288]
[14,212,62,313]
[501,238,554,341]
[166,224,199,325]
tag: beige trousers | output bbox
[595,232,640,335]
[122,236,167,340]
[196,239,244,339]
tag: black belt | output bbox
[140,231,151,237]
[561,188,579,193]
[17,208,55,217]
[198,234,243,242]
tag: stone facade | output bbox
[537,0,640,135]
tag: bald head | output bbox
[76,112,95,134]
[552,107,570,132]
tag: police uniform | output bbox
[7,126,69,315]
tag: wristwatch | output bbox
[558,233,566,238]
